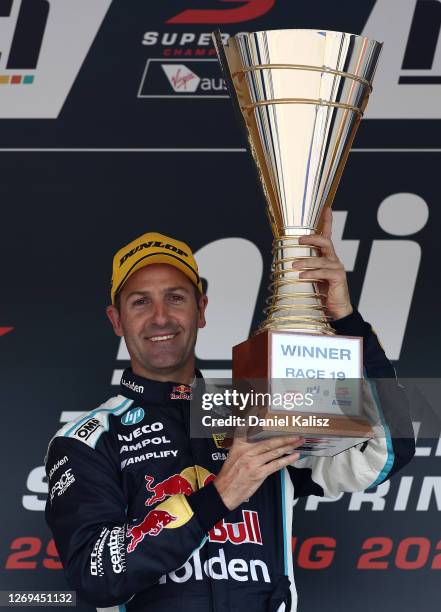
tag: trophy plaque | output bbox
[213,29,383,455]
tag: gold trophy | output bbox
[213,29,383,455]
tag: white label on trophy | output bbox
[270,333,362,416]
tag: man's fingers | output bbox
[246,435,302,457]
[257,441,304,466]
[260,451,301,478]
[292,257,342,270]
[321,206,333,240]
[299,268,347,282]
[298,234,338,260]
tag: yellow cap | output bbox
[111,232,202,305]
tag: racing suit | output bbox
[45,310,415,612]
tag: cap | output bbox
[111,232,203,305]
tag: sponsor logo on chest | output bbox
[170,384,192,400]
[209,510,262,546]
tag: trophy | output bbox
[213,29,383,455]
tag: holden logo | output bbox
[161,64,200,93]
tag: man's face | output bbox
[106,264,207,382]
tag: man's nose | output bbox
[150,301,170,326]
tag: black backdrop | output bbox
[1,1,440,611]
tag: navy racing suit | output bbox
[44,310,415,611]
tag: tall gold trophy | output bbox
[213,30,383,455]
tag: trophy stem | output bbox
[258,234,335,336]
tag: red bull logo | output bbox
[175,384,191,393]
[128,467,217,553]
[145,474,194,506]
[208,510,262,546]
[127,509,177,551]
[170,384,192,400]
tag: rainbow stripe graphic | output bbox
[0,75,34,85]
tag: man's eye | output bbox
[169,294,184,303]
[133,298,147,306]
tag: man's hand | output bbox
[213,435,304,511]
[293,207,353,321]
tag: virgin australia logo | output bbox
[138,59,227,99]
[162,64,200,92]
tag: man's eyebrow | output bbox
[165,286,191,293]
[125,286,190,300]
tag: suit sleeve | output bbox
[45,436,228,608]
[287,309,415,499]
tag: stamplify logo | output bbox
[0,0,111,118]
[138,59,227,98]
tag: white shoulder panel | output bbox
[44,395,134,463]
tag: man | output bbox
[45,214,414,611]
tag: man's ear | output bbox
[197,294,208,329]
[106,305,124,337]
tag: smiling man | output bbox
[108,265,207,384]
[44,228,414,612]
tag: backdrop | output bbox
[1,1,440,611]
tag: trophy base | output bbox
[233,329,373,456]
[245,411,373,457]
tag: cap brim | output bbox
[112,252,201,304]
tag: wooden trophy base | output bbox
[232,329,374,457]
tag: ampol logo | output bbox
[138,59,227,99]
[0,0,111,118]
[121,407,145,426]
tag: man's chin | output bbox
[141,357,187,376]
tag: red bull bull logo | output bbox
[170,384,192,400]
[208,510,262,546]
[127,509,177,551]
[127,467,217,553]
[145,473,194,506]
